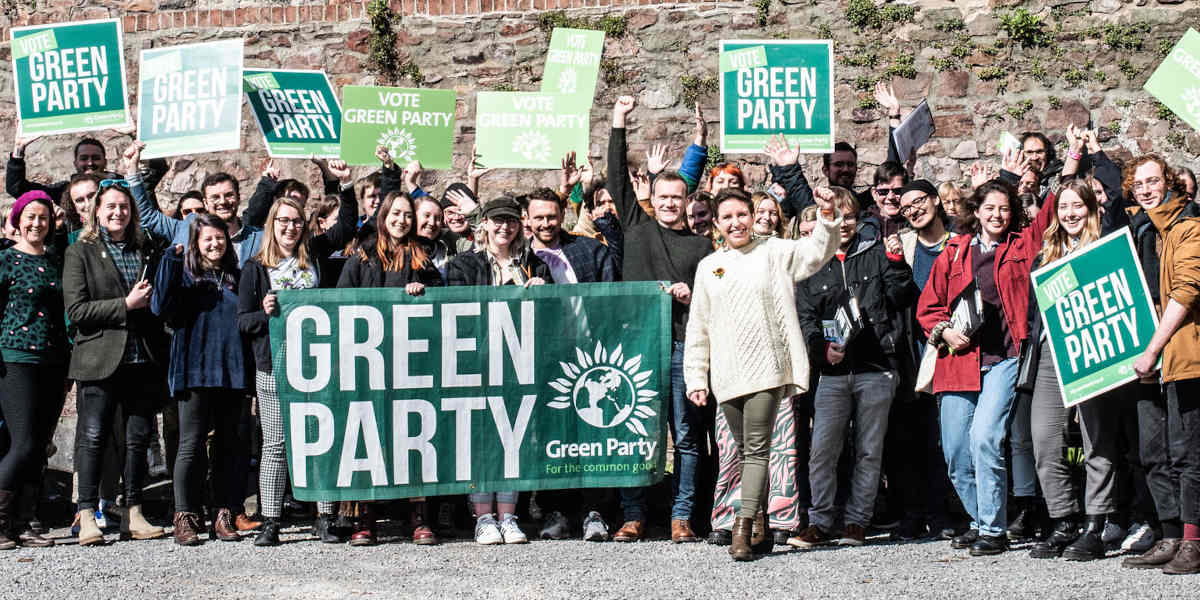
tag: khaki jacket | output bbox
[1147,196,1200,382]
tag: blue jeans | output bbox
[939,358,1018,537]
[620,342,699,521]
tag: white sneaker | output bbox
[539,511,570,540]
[474,514,503,545]
[582,511,609,542]
[1121,522,1157,554]
[499,514,528,544]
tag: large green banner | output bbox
[1032,229,1159,407]
[475,92,589,169]
[10,18,130,137]
[244,69,342,158]
[540,27,604,106]
[136,39,244,159]
[270,283,670,501]
[339,85,456,168]
[1146,28,1200,132]
[719,40,834,154]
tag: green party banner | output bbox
[719,40,834,154]
[10,18,130,137]
[270,283,670,501]
[339,85,456,168]
[1146,29,1200,132]
[244,69,342,158]
[1032,229,1159,407]
[137,39,244,159]
[475,92,588,169]
[540,27,605,106]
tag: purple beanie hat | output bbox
[10,190,55,232]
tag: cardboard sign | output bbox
[1145,28,1200,132]
[10,18,130,136]
[136,39,244,159]
[244,69,342,158]
[339,85,456,169]
[719,40,834,154]
[540,27,605,107]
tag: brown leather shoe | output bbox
[1122,538,1180,569]
[671,519,699,543]
[17,526,54,548]
[1164,540,1200,575]
[173,512,202,546]
[235,513,262,532]
[730,516,754,561]
[213,509,241,542]
[612,520,644,543]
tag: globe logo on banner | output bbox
[1184,87,1200,119]
[512,130,551,163]
[557,68,578,95]
[547,343,658,436]
[377,127,417,163]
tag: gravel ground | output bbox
[2,524,1197,600]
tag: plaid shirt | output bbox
[102,232,147,364]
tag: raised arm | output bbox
[678,105,708,194]
[6,135,51,199]
[606,96,647,230]
[243,160,280,230]
[765,134,815,218]
[310,159,359,257]
[779,186,840,280]
[126,142,186,243]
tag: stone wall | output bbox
[0,0,1195,209]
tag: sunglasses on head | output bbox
[99,178,130,190]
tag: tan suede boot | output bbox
[122,505,166,540]
[77,510,105,546]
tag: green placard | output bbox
[244,69,342,158]
[475,92,589,169]
[540,27,604,107]
[269,283,670,501]
[10,18,131,137]
[1146,28,1200,132]
[136,39,244,159]
[719,39,834,154]
[339,85,456,168]
[1032,229,1159,407]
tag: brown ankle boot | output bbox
[173,512,202,546]
[730,516,754,561]
[213,509,240,542]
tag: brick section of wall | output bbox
[0,0,732,38]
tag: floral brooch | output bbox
[713,267,725,279]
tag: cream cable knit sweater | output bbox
[683,212,841,403]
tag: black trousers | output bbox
[75,363,162,511]
[174,388,245,514]
[1139,380,1200,527]
[0,362,67,492]
[883,388,952,521]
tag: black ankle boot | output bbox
[0,490,16,550]
[1063,515,1107,561]
[1030,516,1080,559]
[253,519,281,547]
[1007,497,1036,540]
[314,513,344,543]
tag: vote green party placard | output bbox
[719,40,834,154]
[1145,29,1200,132]
[269,283,670,501]
[338,85,456,169]
[137,39,244,159]
[540,27,605,106]
[10,18,131,137]
[475,92,589,169]
[1032,229,1159,407]
[244,69,342,158]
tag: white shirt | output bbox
[534,245,577,284]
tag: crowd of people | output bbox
[0,80,1198,576]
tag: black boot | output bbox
[313,513,344,543]
[1030,516,1080,559]
[1007,497,1037,540]
[969,533,1009,556]
[254,518,281,547]
[951,528,979,549]
[0,490,16,550]
[1062,515,1107,561]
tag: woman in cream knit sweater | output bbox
[684,185,841,560]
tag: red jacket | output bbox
[916,200,1053,393]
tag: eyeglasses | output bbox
[899,194,930,217]
[274,217,306,230]
[99,178,130,190]
[1132,177,1164,192]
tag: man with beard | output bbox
[607,95,714,544]
[1000,132,1061,205]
